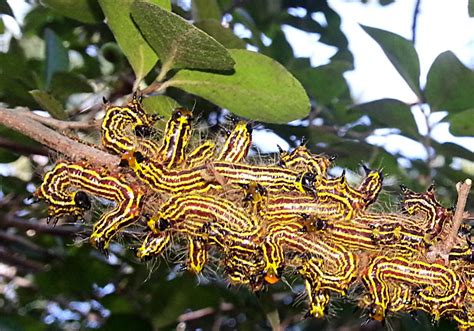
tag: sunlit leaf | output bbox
[166,49,310,123]
[44,28,69,88]
[42,0,104,23]
[29,90,66,119]
[131,0,235,73]
[142,95,180,119]
[99,0,170,83]
[362,25,422,99]
[449,108,474,136]
[292,61,351,106]
[425,51,474,113]
[351,98,419,138]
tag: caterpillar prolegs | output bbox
[34,94,473,329]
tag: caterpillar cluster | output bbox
[34,94,474,330]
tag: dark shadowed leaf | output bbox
[448,109,474,136]
[470,0,474,17]
[102,314,153,331]
[361,25,421,99]
[351,98,419,138]
[433,141,474,162]
[0,1,13,16]
[44,28,69,88]
[49,72,93,102]
[425,51,474,113]
[131,1,235,73]
[29,90,66,119]
[142,95,180,119]
[194,19,246,49]
[99,0,170,83]
[263,29,294,65]
[166,49,310,123]
[42,0,104,23]
[191,0,221,21]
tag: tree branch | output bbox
[1,213,86,236]
[16,107,101,131]
[0,107,119,167]
[427,178,472,263]
[0,137,49,156]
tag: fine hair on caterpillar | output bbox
[33,94,474,330]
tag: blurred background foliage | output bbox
[0,0,472,330]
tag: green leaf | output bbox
[44,28,69,88]
[469,0,474,17]
[361,25,421,99]
[131,1,235,74]
[449,108,474,136]
[0,19,4,34]
[99,0,170,83]
[29,90,66,120]
[0,1,14,16]
[102,314,153,331]
[142,95,180,119]
[49,72,93,102]
[351,98,419,138]
[42,0,104,23]
[292,61,351,106]
[165,49,310,123]
[191,0,221,21]
[194,19,246,49]
[425,51,474,113]
[433,141,474,162]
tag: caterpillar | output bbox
[34,94,473,330]
[34,161,144,252]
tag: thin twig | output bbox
[0,246,45,272]
[411,0,422,44]
[443,179,472,253]
[1,214,86,236]
[0,107,119,167]
[15,107,101,130]
[427,178,472,263]
[178,303,234,323]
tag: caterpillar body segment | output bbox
[304,286,331,319]
[217,120,252,162]
[263,220,357,294]
[157,108,193,168]
[278,145,332,178]
[187,140,216,167]
[136,231,172,260]
[400,185,454,238]
[187,237,208,274]
[101,94,161,156]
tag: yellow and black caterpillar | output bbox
[34,94,474,330]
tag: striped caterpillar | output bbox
[34,95,473,330]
